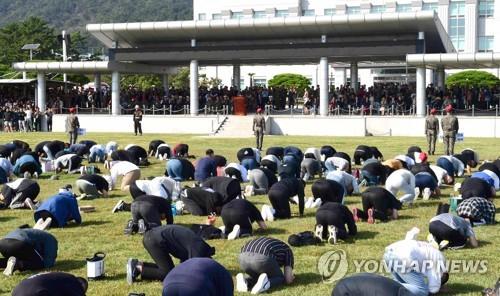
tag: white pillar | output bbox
[190,60,199,116]
[436,67,445,90]
[111,71,121,115]
[465,1,478,52]
[416,67,426,116]
[94,73,101,91]
[350,62,359,91]
[438,2,449,32]
[37,72,47,131]
[162,74,169,96]
[22,72,27,80]
[37,73,46,112]
[319,57,329,117]
[426,69,434,86]
[232,64,241,90]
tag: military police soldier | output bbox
[133,105,143,136]
[441,105,459,155]
[253,108,266,150]
[425,108,439,155]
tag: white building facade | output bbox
[193,0,500,88]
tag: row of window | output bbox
[198,0,494,20]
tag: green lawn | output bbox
[0,133,498,296]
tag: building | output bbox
[194,0,500,88]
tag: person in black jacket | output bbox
[126,225,215,283]
[124,194,174,235]
[262,178,305,221]
[315,202,357,244]
[181,187,224,216]
[12,272,88,296]
[332,273,413,296]
[352,187,402,224]
[220,199,267,240]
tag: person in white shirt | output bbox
[105,141,118,157]
[429,165,453,186]
[324,156,350,173]
[385,169,416,204]
[54,154,82,174]
[428,213,478,250]
[130,176,177,200]
[480,169,499,190]
[326,170,360,195]
[104,160,141,191]
[0,157,13,177]
[384,239,449,296]
[224,163,248,182]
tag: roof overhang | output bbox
[12,61,177,74]
[407,52,500,69]
[87,11,454,66]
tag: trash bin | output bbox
[232,96,247,116]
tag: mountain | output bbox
[0,0,193,31]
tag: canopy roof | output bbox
[407,52,500,69]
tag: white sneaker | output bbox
[251,273,270,294]
[328,225,337,245]
[23,171,31,179]
[38,217,52,231]
[33,172,38,179]
[414,187,420,198]
[405,227,420,240]
[261,205,274,222]
[305,197,314,209]
[236,273,248,292]
[423,188,432,200]
[314,224,324,241]
[312,198,322,208]
[24,198,36,210]
[454,182,462,192]
[33,218,44,230]
[175,201,185,215]
[228,224,241,240]
[260,205,269,221]
[291,195,299,205]
[112,200,125,213]
[3,257,16,276]
[218,225,226,233]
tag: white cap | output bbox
[135,105,139,109]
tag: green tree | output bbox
[121,74,162,90]
[170,68,189,89]
[268,73,310,91]
[67,31,88,61]
[446,70,500,88]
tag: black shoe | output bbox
[124,220,138,235]
[137,219,146,235]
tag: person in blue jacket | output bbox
[194,149,217,183]
[0,228,58,276]
[13,154,42,178]
[33,187,81,229]
[162,258,233,296]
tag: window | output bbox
[302,9,315,16]
[479,0,494,17]
[198,13,206,21]
[324,8,336,15]
[370,5,386,13]
[346,6,361,14]
[422,2,438,11]
[449,1,466,51]
[478,36,494,52]
[231,11,244,19]
[276,9,289,17]
[212,13,222,20]
[396,4,412,12]
[253,10,267,18]
[254,78,267,87]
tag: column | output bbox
[190,60,199,116]
[94,73,101,92]
[350,62,358,91]
[162,74,169,97]
[37,72,47,131]
[319,57,329,117]
[438,0,450,31]
[465,0,478,52]
[426,69,434,86]
[416,67,427,116]
[111,71,121,116]
[436,67,445,89]
[232,64,241,90]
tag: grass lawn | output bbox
[0,132,498,296]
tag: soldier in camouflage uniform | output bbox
[425,108,439,155]
[253,108,266,150]
[441,105,459,155]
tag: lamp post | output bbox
[21,43,40,79]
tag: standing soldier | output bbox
[441,105,459,155]
[425,108,439,155]
[133,105,143,136]
[65,108,80,144]
[253,108,266,151]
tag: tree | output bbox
[446,70,500,88]
[170,68,189,89]
[121,74,162,90]
[268,73,310,91]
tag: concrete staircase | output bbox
[214,115,255,137]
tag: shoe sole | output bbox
[112,200,124,213]
[236,273,248,292]
[25,199,36,210]
[137,220,146,234]
[3,257,16,276]
[228,225,241,240]
[314,225,324,242]
[251,274,270,294]
[352,208,360,222]
[328,226,337,244]
[367,208,375,224]
[126,259,135,285]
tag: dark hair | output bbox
[206,149,214,155]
